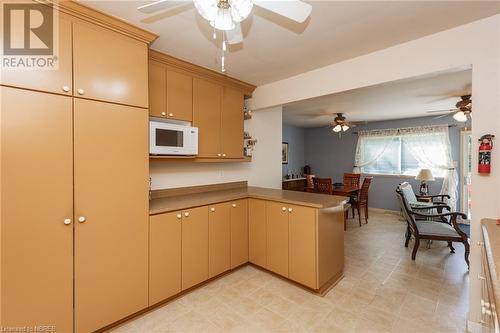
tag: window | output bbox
[358,132,447,177]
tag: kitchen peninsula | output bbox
[149,182,347,306]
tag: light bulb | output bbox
[211,8,235,30]
[332,125,342,132]
[453,111,467,122]
[342,125,350,132]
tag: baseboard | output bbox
[467,320,483,333]
[368,207,400,215]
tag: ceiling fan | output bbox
[137,0,312,45]
[426,95,472,122]
[330,113,361,133]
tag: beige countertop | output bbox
[149,186,347,215]
[482,219,500,309]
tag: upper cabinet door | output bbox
[221,87,244,158]
[149,60,167,118]
[193,78,222,158]
[0,87,74,333]
[72,20,148,107]
[0,13,73,95]
[74,99,149,333]
[166,68,193,121]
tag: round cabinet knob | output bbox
[63,218,72,225]
[217,153,222,157]
[288,207,293,213]
[161,112,166,116]
[222,153,227,157]
[78,216,86,223]
[168,113,174,117]
[176,214,182,219]
[210,207,216,212]
[77,88,85,95]
[184,212,190,217]
[62,85,70,93]
[232,204,237,208]
[282,207,287,212]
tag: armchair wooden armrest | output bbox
[410,210,467,233]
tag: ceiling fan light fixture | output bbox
[453,111,467,122]
[193,0,218,21]
[342,124,349,132]
[230,0,253,22]
[332,124,342,132]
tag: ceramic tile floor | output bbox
[109,211,470,333]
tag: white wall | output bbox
[150,106,283,190]
[249,15,500,327]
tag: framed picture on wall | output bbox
[282,142,289,164]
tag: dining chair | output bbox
[343,173,361,218]
[343,173,361,188]
[351,177,373,226]
[312,177,333,194]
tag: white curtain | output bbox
[354,125,458,211]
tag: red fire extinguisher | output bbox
[478,134,495,174]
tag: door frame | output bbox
[460,128,472,221]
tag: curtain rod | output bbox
[351,124,457,135]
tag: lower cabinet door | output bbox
[0,87,74,332]
[289,205,317,289]
[249,199,267,267]
[149,212,182,305]
[208,203,231,278]
[74,99,149,333]
[230,199,249,269]
[182,206,209,290]
[266,201,289,277]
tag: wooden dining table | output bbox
[332,185,360,197]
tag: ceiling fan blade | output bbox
[226,23,243,45]
[137,0,183,14]
[426,109,456,114]
[253,0,312,23]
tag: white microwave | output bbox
[149,121,198,155]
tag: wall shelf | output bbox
[150,155,252,163]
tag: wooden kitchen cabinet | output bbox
[72,20,149,107]
[222,87,245,158]
[208,203,231,278]
[249,199,267,267]
[230,199,249,268]
[0,13,73,96]
[0,87,74,333]
[182,206,209,290]
[193,77,223,158]
[74,98,149,333]
[266,202,290,277]
[166,68,193,121]
[289,205,317,289]
[149,212,182,305]
[149,60,167,118]
[148,61,193,121]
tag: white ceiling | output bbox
[80,1,500,85]
[282,68,472,127]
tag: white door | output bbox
[460,130,472,221]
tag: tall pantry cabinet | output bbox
[0,2,157,333]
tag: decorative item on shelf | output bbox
[244,132,257,157]
[415,168,435,195]
[244,131,251,139]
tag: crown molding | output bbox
[149,49,256,97]
[37,0,158,44]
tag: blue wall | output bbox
[302,116,464,211]
[282,124,306,177]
